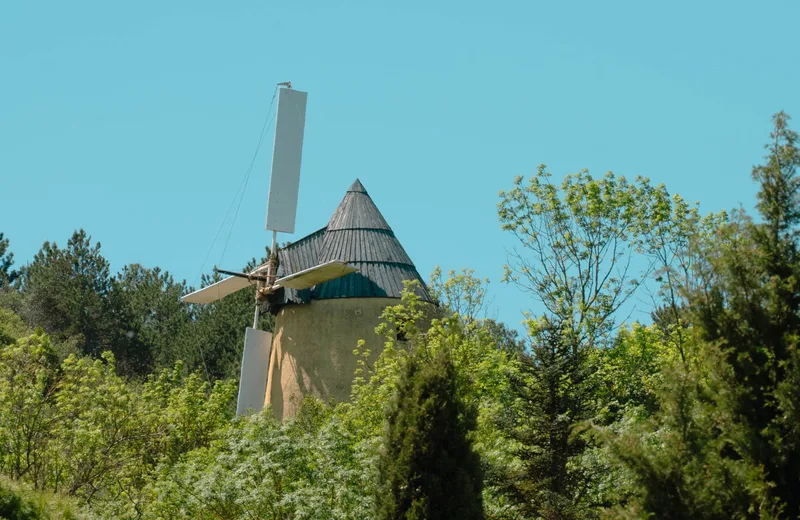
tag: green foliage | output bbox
[500,318,600,519]
[0,308,29,346]
[594,324,688,421]
[606,112,800,519]
[110,264,189,376]
[497,168,681,517]
[143,400,376,520]
[377,349,484,520]
[0,232,18,288]
[351,281,519,518]
[429,266,489,323]
[0,328,236,518]
[0,477,82,520]
[752,111,800,242]
[499,168,661,346]
[0,331,59,484]
[6,227,275,380]
[18,230,115,359]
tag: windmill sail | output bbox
[274,260,358,290]
[237,328,272,416]
[181,275,254,304]
[265,88,308,234]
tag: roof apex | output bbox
[348,179,367,193]
[327,180,390,231]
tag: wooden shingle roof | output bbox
[270,179,431,310]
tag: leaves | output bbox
[498,167,659,348]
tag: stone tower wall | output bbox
[265,297,400,421]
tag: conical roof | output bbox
[272,179,431,307]
[325,179,391,231]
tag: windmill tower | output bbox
[182,85,432,420]
[264,179,432,420]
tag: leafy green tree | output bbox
[497,168,678,516]
[0,309,28,347]
[376,349,483,520]
[691,111,800,516]
[143,400,374,520]
[0,233,18,288]
[637,184,728,364]
[498,168,662,347]
[0,325,236,517]
[0,331,59,484]
[429,266,489,324]
[47,353,236,516]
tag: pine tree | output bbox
[503,319,599,519]
[376,349,484,520]
[0,233,17,288]
[19,229,115,358]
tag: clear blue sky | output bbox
[2,1,799,331]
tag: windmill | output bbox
[181,85,358,416]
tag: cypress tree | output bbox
[376,349,484,520]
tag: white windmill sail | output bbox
[182,272,256,304]
[265,88,308,234]
[236,328,273,416]
[180,260,358,304]
[274,260,358,290]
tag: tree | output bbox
[0,331,59,484]
[497,168,673,516]
[500,318,601,519]
[0,233,17,288]
[609,112,800,518]
[691,111,800,516]
[110,264,190,376]
[429,266,489,324]
[499,168,663,348]
[376,349,484,520]
[18,230,116,358]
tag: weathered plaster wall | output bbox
[265,297,399,421]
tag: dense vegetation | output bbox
[0,112,797,519]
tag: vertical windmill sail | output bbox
[265,88,308,234]
[237,86,308,416]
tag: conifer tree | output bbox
[0,233,16,288]
[693,111,800,517]
[376,349,484,520]
[503,318,598,519]
[19,229,114,357]
[610,112,800,518]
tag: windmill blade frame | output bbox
[181,275,255,304]
[274,260,358,291]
